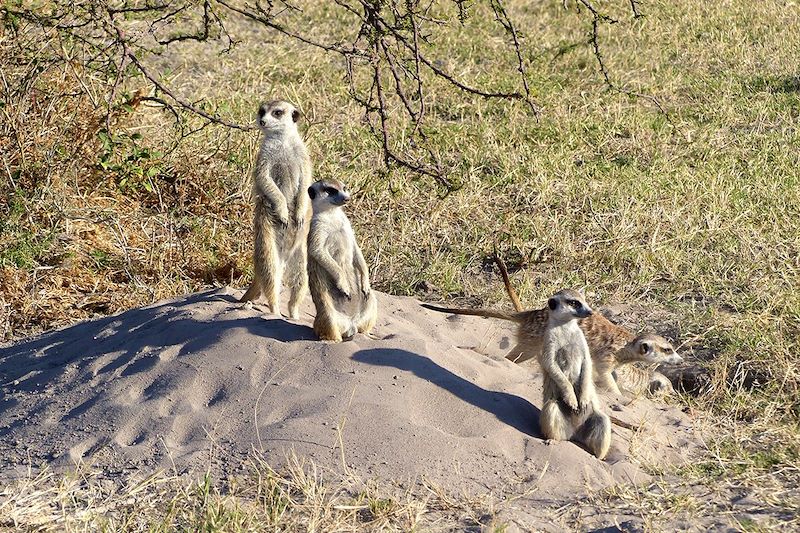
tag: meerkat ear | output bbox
[639,341,650,354]
[308,186,316,199]
[292,109,301,123]
[548,298,558,310]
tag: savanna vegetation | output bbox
[1,0,798,530]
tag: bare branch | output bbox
[490,0,539,115]
[106,10,253,131]
[215,0,365,57]
[579,0,668,115]
[3,0,661,184]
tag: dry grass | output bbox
[0,452,508,532]
[2,0,800,529]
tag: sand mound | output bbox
[0,288,697,498]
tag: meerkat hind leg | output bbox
[261,253,283,315]
[576,410,611,460]
[248,204,282,313]
[314,311,343,342]
[239,281,261,303]
[314,307,355,342]
[336,309,357,339]
[539,399,574,441]
[356,293,378,334]
[286,245,309,319]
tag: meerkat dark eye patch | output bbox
[567,299,580,308]
[308,186,317,199]
[292,109,300,122]
[323,186,338,195]
[272,109,284,118]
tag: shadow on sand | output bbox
[352,347,541,437]
[0,289,315,394]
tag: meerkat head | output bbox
[257,100,301,133]
[629,334,683,365]
[308,179,351,213]
[547,289,593,323]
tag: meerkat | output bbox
[306,179,377,342]
[537,290,611,459]
[494,254,682,395]
[240,100,312,319]
[594,333,682,396]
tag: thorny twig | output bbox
[106,11,254,131]
[490,0,538,115]
[576,0,668,115]
[2,0,660,187]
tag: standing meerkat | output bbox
[306,179,377,342]
[537,290,611,459]
[240,100,312,319]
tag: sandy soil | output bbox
[0,287,701,527]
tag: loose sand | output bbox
[0,287,698,507]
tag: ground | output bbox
[1,0,799,530]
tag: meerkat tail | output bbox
[239,282,261,303]
[581,412,612,460]
[493,249,524,312]
[420,303,520,322]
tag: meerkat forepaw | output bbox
[335,281,352,300]
[579,395,593,410]
[565,394,579,411]
[276,205,290,227]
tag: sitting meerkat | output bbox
[306,179,377,342]
[538,290,611,459]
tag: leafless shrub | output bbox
[2,0,645,192]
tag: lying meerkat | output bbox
[306,179,377,342]
[240,100,312,319]
[596,334,682,396]
[538,290,611,459]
